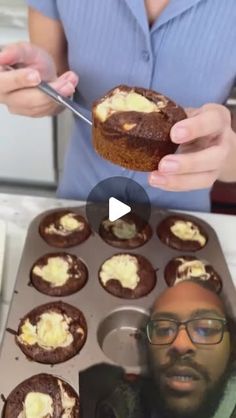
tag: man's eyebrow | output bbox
[151,312,180,320]
[189,308,225,319]
[151,309,225,321]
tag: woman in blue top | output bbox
[0,0,235,211]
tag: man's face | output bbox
[148,282,231,418]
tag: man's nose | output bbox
[169,327,196,354]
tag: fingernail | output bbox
[67,81,76,92]
[59,81,76,96]
[64,72,77,82]
[26,71,40,83]
[149,175,167,186]
[159,159,179,173]
[172,126,188,142]
[62,81,76,92]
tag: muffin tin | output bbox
[0,205,235,415]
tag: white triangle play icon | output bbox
[109,197,131,222]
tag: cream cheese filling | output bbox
[103,219,137,239]
[100,254,140,290]
[18,312,74,349]
[170,221,206,246]
[33,256,78,287]
[175,258,210,285]
[17,380,77,418]
[45,214,84,236]
[95,88,166,122]
[18,392,53,418]
[58,380,76,418]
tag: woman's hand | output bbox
[149,103,235,191]
[0,42,78,117]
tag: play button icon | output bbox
[86,176,151,234]
[109,197,131,222]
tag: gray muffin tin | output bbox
[0,206,235,412]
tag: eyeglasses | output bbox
[146,317,227,346]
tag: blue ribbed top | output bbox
[26,0,236,211]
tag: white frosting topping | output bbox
[100,254,140,290]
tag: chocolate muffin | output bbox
[16,301,87,364]
[99,213,152,249]
[157,215,208,251]
[39,209,91,248]
[30,252,88,297]
[164,256,222,293]
[3,373,79,418]
[98,253,157,299]
[92,85,186,171]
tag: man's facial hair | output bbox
[148,356,232,418]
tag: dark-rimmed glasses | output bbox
[146,317,227,345]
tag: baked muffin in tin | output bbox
[98,253,157,299]
[3,373,80,418]
[16,301,87,364]
[99,213,152,249]
[30,252,88,297]
[39,209,91,248]
[93,85,186,171]
[164,255,222,293]
[157,215,208,251]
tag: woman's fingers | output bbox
[0,67,78,98]
[0,42,34,66]
[5,71,79,116]
[0,42,79,117]
[171,104,231,144]
[148,170,218,191]
[0,68,41,96]
[148,103,233,191]
[157,144,227,175]
[51,71,79,91]
[0,42,56,80]
[0,68,78,98]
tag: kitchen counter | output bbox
[0,192,236,342]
